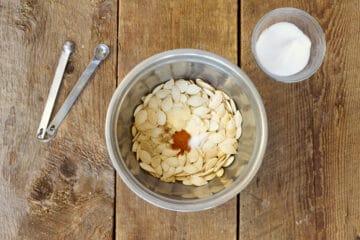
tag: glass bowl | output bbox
[251,7,326,83]
[105,49,268,211]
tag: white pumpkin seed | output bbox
[182,179,193,185]
[140,162,155,173]
[202,139,216,152]
[236,127,242,139]
[187,149,199,163]
[136,122,156,131]
[148,96,160,109]
[143,93,153,106]
[151,155,161,168]
[194,156,203,169]
[131,126,137,137]
[223,156,235,167]
[163,78,174,89]
[156,89,171,99]
[235,110,242,128]
[139,150,151,164]
[204,173,216,181]
[175,79,189,92]
[184,164,198,174]
[225,100,232,113]
[171,86,181,102]
[208,132,226,144]
[134,109,147,125]
[185,84,201,95]
[162,148,179,157]
[155,165,163,175]
[147,109,158,125]
[180,94,188,103]
[193,106,209,117]
[204,147,218,160]
[196,78,214,91]
[226,118,236,131]
[131,141,139,152]
[134,104,143,116]
[216,168,224,177]
[216,103,226,116]
[219,141,236,155]
[190,175,207,186]
[151,128,163,138]
[176,176,189,181]
[174,166,183,175]
[161,176,175,183]
[161,96,173,112]
[163,167,176,178]
[161,162,170,172]
[188,96,204,107]
[222,92,231,100]
[204,157,218,171]
[203,88,214,97]
[152,84,164,94]
[209,91,222,109]
[157,110,166,125]
[230,99,237,113]
[165,157,179,167]
[209,120,219,132]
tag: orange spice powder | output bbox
[171,130,191,155]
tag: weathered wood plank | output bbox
[240,1,360,239]
[0,0,117,239]
[117,1,238,239]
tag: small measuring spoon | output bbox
[46,44,110,138]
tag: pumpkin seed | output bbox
[161,96,173,112]
[196,78,214,91]
[229,99,237,113]
[134,109,147,125]
[152,84,164,94]
[134,104,143,115]
[171,86,181,102]
[209,91,223,109]
[175,79,189,92]
[188,96,204,107]
[193,106,209,117]
[139,150,151,164]
[184,164,198,174]
[223,156,235,167]
[156,89,171,99]
[190,175,207,186]
[216,168,224,177]
[185,84,201,95]
[163,78,174,89]
[140,162,155,173]
[148,96,160,109]
[157,110,166,125]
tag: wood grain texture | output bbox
[0,0,117,239]
[117,1,238,239]
[240,0,360,239]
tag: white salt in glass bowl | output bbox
[251,8,326,83]
[105,49,268,211]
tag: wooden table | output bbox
[1,0,359,239]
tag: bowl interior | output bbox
[107,51,267,210]
[252,8,326,82]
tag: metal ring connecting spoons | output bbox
[37,43,110,141]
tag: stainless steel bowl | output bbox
[105,49,268,211]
